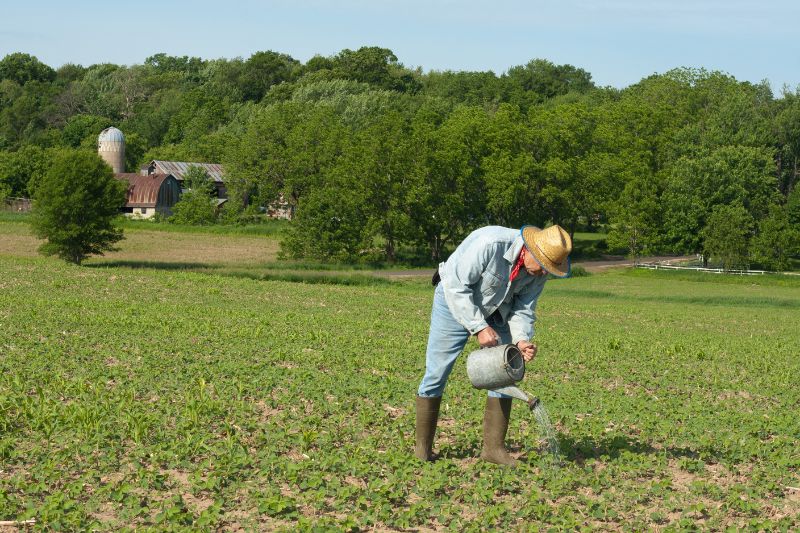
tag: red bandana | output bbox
[509,249,526,282]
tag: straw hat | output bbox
[521,225,572,278]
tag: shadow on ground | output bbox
[84,260,394,286]
[437,432,713,465]
[85,260,217,271]
[556,433,705,463]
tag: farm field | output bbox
[0,217,432,283]
[1,224,800,530]
[0,216,280,267]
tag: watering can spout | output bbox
[490,386,540,411]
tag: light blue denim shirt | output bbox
[438,226,547,343]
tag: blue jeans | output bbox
[418,283,510,398]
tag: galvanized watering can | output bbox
[466,344,540,410]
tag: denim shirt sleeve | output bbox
[507,276,546,344]
[440,237,495,335]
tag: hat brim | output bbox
[521,225,571,278]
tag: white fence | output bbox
[636,262,800,276]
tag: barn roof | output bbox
[115,173,175,208]
[147,160,225,183]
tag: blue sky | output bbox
[2,0,798,92]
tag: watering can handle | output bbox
[503,345,524,369]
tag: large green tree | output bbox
[332,47,420,93]
[702,203,753,270]
[750,204,799,271]
[414,105,491,259]
[340,111,415,262]
[30,150,127,264]
[774,90,800,195]
[663,145,779,253]
[240,51,300,102]
[0,144,51,197]
[225,102,345,211]
[481,103,544,227]
[503,59,594,110]
[279,179,370,261]
[0,53,56,85]
[527,99,598,231]
[607,174,663,262]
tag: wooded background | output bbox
[1,48,798,268]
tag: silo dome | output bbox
[98,127,125,143]
[98,127,125,173]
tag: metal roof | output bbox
[115,173,175,207]
[148,160,225,183]
[99,127,124,143]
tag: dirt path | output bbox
[574,255,695,273]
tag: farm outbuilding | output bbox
[143,160,227,199]
[115,173,181,218]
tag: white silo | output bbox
[98,127,125,173]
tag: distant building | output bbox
[115,173,181,219]
[266,193,293,220]
[142,160,227,199]
[2,197,32,213]
[96,128,293,219]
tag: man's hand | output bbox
[476,326,500,348]
[516,340,537,362]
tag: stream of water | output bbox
[530,401,561,466]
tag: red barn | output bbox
[115,173,181,218]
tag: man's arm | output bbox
[507,277,546,345]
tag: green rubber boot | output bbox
[480,397,517,466]
[415,396,441,461]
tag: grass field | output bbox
[0,216,429,284]
[1,220,800,530]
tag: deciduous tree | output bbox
[0,53,56,85]
[702,203,752,270]
[30,149,127,264]
[170,165,217,225]
[607,174,663,262]
[750,204,799,271]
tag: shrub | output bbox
[169,165,218,225]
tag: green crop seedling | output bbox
[0,220,799,529]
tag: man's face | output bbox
[522,248,548,277]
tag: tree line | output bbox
[1,48,799,269]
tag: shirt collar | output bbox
[503,235,526,264]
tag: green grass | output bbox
[118,218,288,237]
[573,231,607,242]
[214,268,398,286]
[0,210,30,223]
[570,231,611,260]
[1,254,799,530]
[0,210,288,236]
